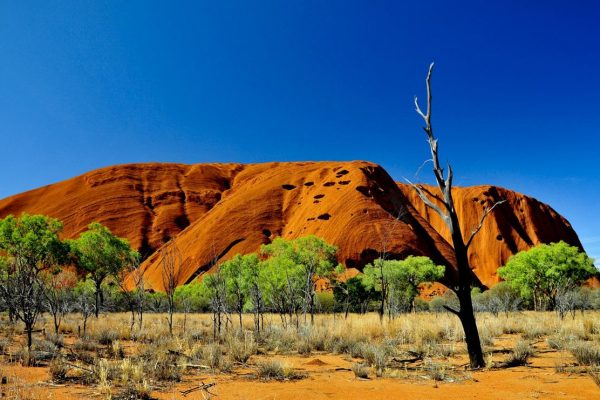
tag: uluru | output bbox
[0,161,583,290]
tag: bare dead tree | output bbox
[117,253,144,332]
[41,269,76,335]
[4,257,45,354]
[131,257,145,330]
[160,241,182,336]
[407,63,505,369]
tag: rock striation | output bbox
[0,161,584,290]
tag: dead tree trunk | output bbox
[407,63,505,369]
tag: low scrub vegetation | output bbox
[0,310,599,397]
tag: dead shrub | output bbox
[504,340,534,367]
[97,329,118,345]
[257,360,305,381]
[351,362,369,379]
[49,358,70,383]
[569,342,600,366]
[227,334,257,364]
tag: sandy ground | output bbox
[1,347,598,400]
[1,312,599,399]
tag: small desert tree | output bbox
[259,247,304,328]
[73,278,96,337]
[220,254,248,331]
[0,214,68,353]
[69,222,139,317]
[174,281,209,333]
[362,256,444,317]
[361,259,392,319]
[388,256,445,313]
[240,253,264,337]
[202,269,228,339]
[473,282,522,316]
[160,241,182,335]
[498,241,596,312]
[406,64,504,368]
[116,252,143,331]
[262,236,338,325]
[221,253,260,332]
[333,276,375,317]
[41,268,77,334]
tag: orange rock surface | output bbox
[0,161,584,290]
[397,184,584,287]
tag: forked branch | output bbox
[404,177,450,227]
[443,305,460,316]
[465,200,507,249]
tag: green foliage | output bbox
[316,292,334,313]
[174,281,210,312]
[69,222,139,281]
[498,241,596,310]
[362,256,444,314]
[260,235,338,320]
[259,245,304,315]
[260,235,338,279]
[220,254,260,319]
[472,282,522,315]
[0,214,69,348]
[429,290,459,313]
[333,276,375,314]
[69,222,139,315]
[0,214,67,268]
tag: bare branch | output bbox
[414,96,427,121]
[425,62,434,122]
[445,163,453,193]
[418,185,445,205]
[404,177,451,228]
[443,305,460,316]
[414,158,433,179]
[465,200,507,249]
[415,63,435,132]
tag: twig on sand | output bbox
[180,381,217,398]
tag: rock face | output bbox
[0,161,584,290]
[0,163,242,258]
[397,184,583,287]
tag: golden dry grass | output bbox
[0,311,599,399]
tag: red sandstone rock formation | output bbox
[397,184,583,287]
[0,161,584,290]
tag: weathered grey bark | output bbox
[408,63,505,369]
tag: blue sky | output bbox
[1,1,599,262]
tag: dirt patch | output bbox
[305,358,329,366]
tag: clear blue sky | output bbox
[1,1,599,262]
